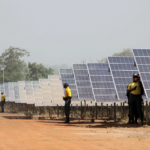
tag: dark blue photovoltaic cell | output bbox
[110,64,137,71]
[60,69,73,74]
[90,76,113,82]
[138,65,150,72]
[112,71,138,78]
[89,70,111,75]
[92,83,115,88]
[75,76,89,81]
[114,78,132,85]
[116,85,127,92]
[142,81,150,89]
[79,94,93,99]
[136,57,150,64]
[61,79,75,84]
[74,70,88,75]
[87,63,109,70]
[118,93,127,100]
[68,85,77,89]
[95,95,117,102]
[60,74,74,79]
[73,64,87,70]
[76,81,91,87]
[93,89,116,95]
[108,57,134,64]
[133,49,150,56]
[140,73,150,81]
[77,88,93,94]
[71,90,78,95]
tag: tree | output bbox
[112,48,133,57]
[26,62,54,81]
[0,47,30,83]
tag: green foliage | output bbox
[0,47,30,83]
[26,62,54,81]
[113,48,133,57]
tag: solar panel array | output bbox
[48,75,64,106]
[133,49,150,99]
[108,57,138,100]
[87,63,118,102]
[40,79,52,106]
[19,81,27,103]
[60,69,78,101]
[73,64,94,101]
[1,50,150,105]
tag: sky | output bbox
[0,0,150,66]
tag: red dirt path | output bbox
[0,113,150,150]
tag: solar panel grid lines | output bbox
[18,81,27,104]
[108,56,139,100]
[8,82,15,102]
[39,79,52,106]
[73,64,94,101]
[32,81,44,107]
[4,82,10,102]
[86,64,96,102]
[48,75,64,106]
[87,63,118,102]
[13,82,20,103]
[132,49,150,99]
[25,81,35,104]
[59,69,79,101]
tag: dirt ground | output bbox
[0,113,150,150]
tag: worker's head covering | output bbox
[1,92,3,94]
[63,83,69,88]
[133,74,138,78]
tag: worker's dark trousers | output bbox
[1,101,4,112]
[129,94,143,121]
[65,98,71,122]
[128,104,138,122]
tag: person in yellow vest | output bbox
[1,92,5,113]
[127,74,143,124]
[63,83,72,123]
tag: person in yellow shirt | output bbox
[127,74,143,124]
[63,83,72,123]
[1,92,5,113]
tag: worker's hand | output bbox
[132,86,137,91]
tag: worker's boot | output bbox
[135,117,139,124]
[63,117,69,123]
[127,116,132,124]
[127,118,134,124]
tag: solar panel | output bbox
[4,83,10,101]
[87,63,118,102]
[13,82,20,103]
[8,82,15,102]
[18,81,27,103]
[33,81,43,107]
[48,75,64,106]
[60,69,78,101]
[133,49,150,99]
[39,79,52,106]
[73,64,94,101]
[25,81,34,104]
[0,84,4,94]
[108,57,138,100]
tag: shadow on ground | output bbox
[1,115,143,128]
